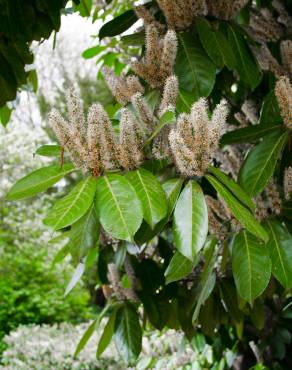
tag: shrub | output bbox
[0,237,91,354]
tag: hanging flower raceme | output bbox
[254,179,282,221]
[207,0,249,20]
[134,5,165,32]
[275,76,292,130]
[169,98,229,177]
[248,7,283,43]
[157,0,207,30]
[102,66,144,106]
[131,24,177,88]
[272,0,292,32]
[49,88,145,175]
[284,167,292,200]
[252,41,292,80]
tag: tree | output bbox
[6,0,292,369]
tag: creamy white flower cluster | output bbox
[169,99,229,177]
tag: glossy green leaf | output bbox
[239,132,288,196]
[64,262,85,296]
[96,310,117,358]
[35,144,61,157]
[144,110,175,146]
[226,24,262,89]
[177,89,197,113]
[206,175,268,242]
[220,124,282,146]
[209,166,255,211]
[282,201,292,220]
[121,31,145,46]
[196,18,236,70]
[232,231,271,304]
[265,219,292,289]
[74,303,118,357]
[6,163,75,200]
[74,318,98,358]
[259,91,282,126]
[196,18,224,67]
[96,174,143,242]
[0,104,12,127]
[44,176,97,230]
[99,10,138,39]
[82,45,106,59]
[165,251,194,284]
[69,205,99,262]
[127,169,167,229]
[28,69,38,92]
[134,178,183,245]
[114,304,142,364]
[162,178,183,216]
[192,238,217,323]
[173,180,208,262]
[175,32,216,99]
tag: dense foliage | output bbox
[5,0,292,369]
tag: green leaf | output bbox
[127,169,167,229]
[35,144,61,157]
[175,32,216,99]
[74,0,92,17]
[177,89,197,113]
[0,104,12,127]
[165,251,194,284]
[282,201,292,220]
[121,31,145,46]
[74,318,98,358]
[259,91,282,126]
[220,124,282,146]
[144,110,175,146]
[69,205,99,262]
[134,178,183,245]
[74,303,118,357]
[28,69,38,92]
[265,219,292,289]
[162,178,183,216]
[196,18,236,70]
[52,243,71,265]
[206,175,268,242]
[44,177,97,230]
[208,166,255,211]
[6,163,75,200]
[114,303,142,364]
[239,131,288,196]
[232,231,271,304]
[82,45,106,59]
[192,238,217,323]
[99,10,138,39]
[226,24,262,89]
[196,18,224,67]
[96,174,143,242]
[173,180,208,262]
[96,310,117,358]
[64,262,85,296]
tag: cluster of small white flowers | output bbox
[1,323,220,370]
[0,119,49,198]
[0,322,122,370]
[131,25,177,88]
[169,98,229,177]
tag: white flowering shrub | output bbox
[0,323,122,370]
[1,322,236,370]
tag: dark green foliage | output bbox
[0,236,91,354]
[0,0,67,107]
